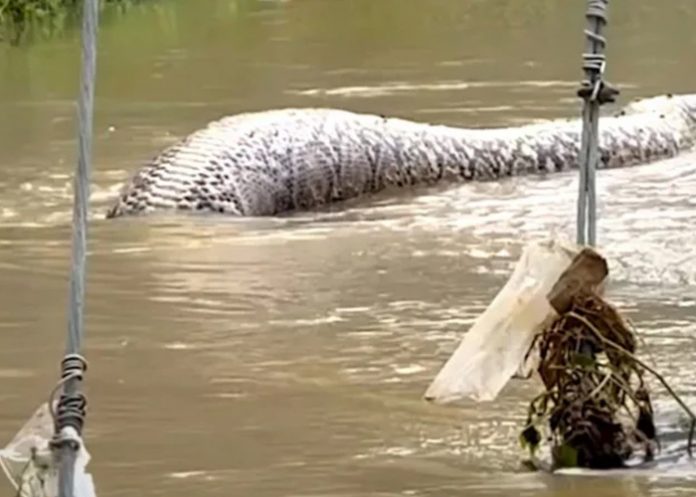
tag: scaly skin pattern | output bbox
[105,94,696,218]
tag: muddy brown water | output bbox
[1,0,696,495]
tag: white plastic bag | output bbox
[425,239,578,403]
[0,403,96,497]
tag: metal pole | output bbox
[54,0,99,495]
[577,0,617,247]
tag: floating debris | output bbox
[425,240,696,471]
[520,248,695,470]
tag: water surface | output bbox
[1,1,696,496]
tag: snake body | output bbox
[106,94,696,218]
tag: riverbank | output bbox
[0,0,148,44]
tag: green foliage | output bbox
[0,0,142,44]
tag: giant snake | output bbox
[106,94,696,218]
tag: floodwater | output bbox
[1,0,696,495]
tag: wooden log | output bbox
[546,247,608,314]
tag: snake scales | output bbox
[106,94,696,218]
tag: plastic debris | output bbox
[0,403,96,497]
[424,239,579,403]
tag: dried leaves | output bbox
[522,292,659,470]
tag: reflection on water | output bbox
[1,0,696,496]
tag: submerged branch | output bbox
[568,310,696,457]
[520,247,693,470]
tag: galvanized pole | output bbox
[576,0,618,246]
[53,0,99,495]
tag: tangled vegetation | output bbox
[0,0,144,44]
[520,249,695,470]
